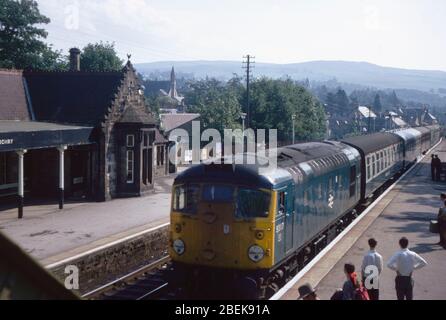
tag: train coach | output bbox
[169,126,441,298]
[342,132,405,203]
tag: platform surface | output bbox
[0,171,180,262]
[281,141,446,300]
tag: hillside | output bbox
[136,60,446,93]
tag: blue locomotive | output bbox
[169,125,441,298]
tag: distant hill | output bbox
[135,60,446,93]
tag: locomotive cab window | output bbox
[173,184,200,214]
[235,188,270,219]
[202,184,234,202]
[278,191,286,215]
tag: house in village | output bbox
[144,67,185,114]
[160,113,202,165]
[0,48,170,218]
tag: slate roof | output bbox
[23,70,124,126]
[154,128,169,144]
[145,80,171,97]
[119,105,156,125]
[0,69,31,121]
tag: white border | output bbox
[270,138,442,300]
[45,222,170,269]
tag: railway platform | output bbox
[277,140,446,300]
[0,170,179,262]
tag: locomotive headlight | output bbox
[173,239,185,256]
[248,245,265,262]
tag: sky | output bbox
[36,0,446,71]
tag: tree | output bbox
[389,90,401,109]
[335,89,350,112]
[373,94,383,113]
[250,78,326,143]
[185,78,242,135]
[0,0,65,69]
[80,42,124,72]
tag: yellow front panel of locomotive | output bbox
[170,190,277,271]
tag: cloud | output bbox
[38,0,176,39]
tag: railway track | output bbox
[82,256,175,300]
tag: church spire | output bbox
[169,66,178,99]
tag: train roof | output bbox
[414,126,431,135]
[391,128,421,143]
[174,142,360,188]
[277,141,349,164]
[342,132,402,155]
[174,153,292,189]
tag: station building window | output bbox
[127,134,135,147]
[126,150,134,183]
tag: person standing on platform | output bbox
[438,201,446,248]
[434,155,442,181]
[431,155,437,181]
[387,237,427,300]
[361,238,383,300]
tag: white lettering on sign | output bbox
[0,139,13,145]
[73,177,84,185]
[328,194,334,209]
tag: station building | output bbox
[0,49,170,218]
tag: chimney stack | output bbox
[69,48,81,72]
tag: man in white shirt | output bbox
[361,238,383,300]
[387,237,428,300]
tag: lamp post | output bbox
[292,114,297,145]
[241,113,247,133]
[241,113,247,153]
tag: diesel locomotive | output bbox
[169,125,441,298]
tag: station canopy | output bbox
[0,120,94,152]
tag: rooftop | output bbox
[160,113,200,132]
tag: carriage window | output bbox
[366,157,371,180]
[202,185,234,202]
[380,151,384,170]
[318,184,323,199]
[304,190,309,206]
[349,166,356,198]
[376,153,381,173]
[236,188,270,219]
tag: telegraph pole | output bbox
[243,55,255,128]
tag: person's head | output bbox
[297,283,318,301]
[399,237,409,249]
[344,263,355,276]
[441,193,446,200]
[368,238,377,250]
[432,154,435,159]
